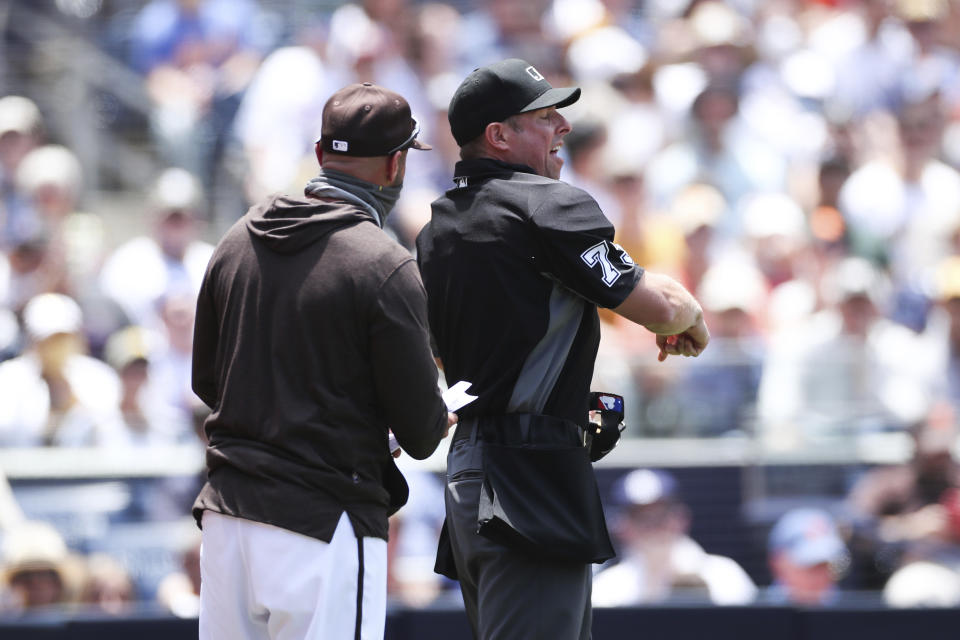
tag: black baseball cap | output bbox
[319,82,431,157]
[448,59,581,146]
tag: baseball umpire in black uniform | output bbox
[416,59,710,639]
[192,82,456,639]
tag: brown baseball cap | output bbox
[319,83,431,157]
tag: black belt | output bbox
[451,414,583,447]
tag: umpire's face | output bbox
[503,106,571,180]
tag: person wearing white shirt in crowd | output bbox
[98,168,213,332]
[593,469,756,607]
[758,257,933,445]
[0,293,120,447]
[838,92,960,329]
[0,95,44,250]
[101,324,190,448]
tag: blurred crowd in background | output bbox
[1,0,960,621]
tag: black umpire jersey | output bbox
[416,158,643,426]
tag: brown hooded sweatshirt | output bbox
[192,193,447,541]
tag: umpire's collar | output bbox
[451,158,536,189]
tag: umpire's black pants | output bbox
[444,430,592,640]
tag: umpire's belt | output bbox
[452,413,584,448]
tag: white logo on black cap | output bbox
[525,66,544,81]
[333,140,348,152]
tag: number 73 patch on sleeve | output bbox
[580,241,634,287]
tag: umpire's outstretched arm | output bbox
[613,270,710,361]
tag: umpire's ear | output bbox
[484,122,510,152]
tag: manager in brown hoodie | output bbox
[191,82,455,640]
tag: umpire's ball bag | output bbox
[477,414,615,563]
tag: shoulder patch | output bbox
[581,241,628,287]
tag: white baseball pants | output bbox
[198,510,387,640]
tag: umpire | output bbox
[192,83,454,639]
[416,59,710,639]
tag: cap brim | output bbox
[521,87,581,113]
[787,537,846,567]
[409,138,432,151]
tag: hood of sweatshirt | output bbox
[245,194,375,255]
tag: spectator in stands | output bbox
[325,0,428,120]
[683,1,754,88]
[806,154,852,261]
[670,183,727,293]
[644,80,786,225]
[764,507,850,606]
[127,0,270,195]
[675,257,767,437]
[456,0,558,74]
[602,149,683,279]
[152,293,206,441]
[561,119,622,228]
[98,168,213,332]
[0,292,120,447]
[78,552,135,616]
[231,30,347,208]
[758,257,930,445]
[839,92,960,328]
[0,464,25,609]
[894,0,960,109]
[923,255,960,407]
[392,2,467,229]
[828,0,912,117]
[13,144,106,303]
[846,401,960,589]
[593,469,756,606]
[101,324,190,447]
[156,533,201,618]
[1,230,50,317]
[100,318,204,522]
[563,24,648,97]
[0,95,44,250]
[2,145,82,308]
[736,191,821,337]
[739,192,810,292]
[883,559,960,608]
[2,142,122,356]
[1,520,78,612]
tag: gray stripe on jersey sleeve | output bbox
[506,282,585,414]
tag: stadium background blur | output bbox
[2,0,960,634]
